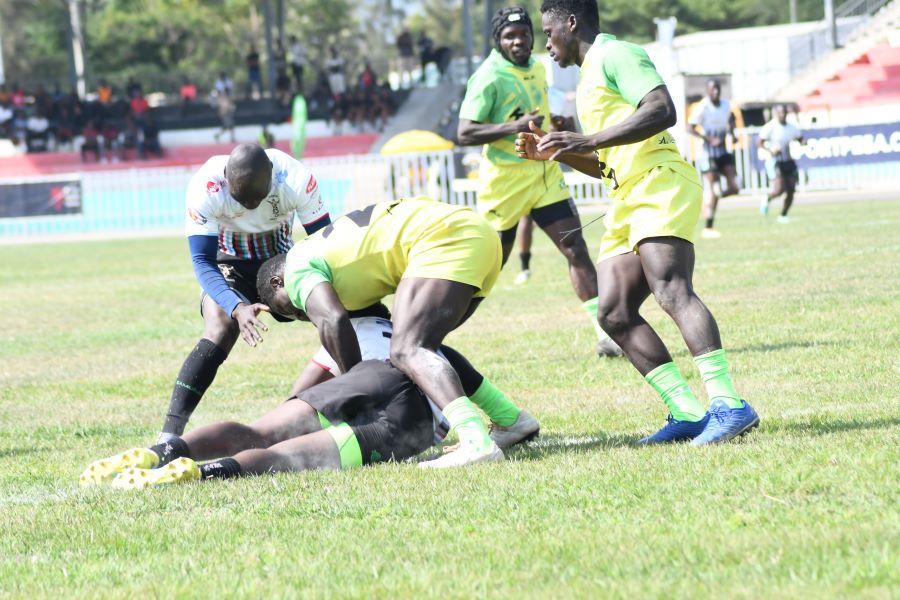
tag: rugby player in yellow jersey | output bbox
[517,0,759,445]
[256,197,508,467]
[457,6,622,358]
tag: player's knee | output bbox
[598,302,631,337]
[650,279,691,315]
[558,235,590,265]
[388,342,416,371]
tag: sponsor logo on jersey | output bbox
[306,174,318,194]
[206,180,221,194]
[187,207,208,225]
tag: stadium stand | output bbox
[801,42,900,109]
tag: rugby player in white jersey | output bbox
[687,80,740,239]
[160,144,333,448]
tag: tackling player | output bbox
[457,6,622,358]
[81,325,537,488]
[687,79,740,239]
[517,0,759,445]
[158,144,331,448]
[257,196,507,467]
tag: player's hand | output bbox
[706,135,723,147]
[550,114,575,132]
[232,302,270,347]
[515,121,555,161]
[513,108,544,133]
[536,130,599,160]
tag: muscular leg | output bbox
[720,164,740,197]
[159,294,239,439]
[389,278,477,409]
[232,429,341,474]
[637,237,721,357]
[498,226,516,266]
[182,398,323,461]
[539,214,598,301]
[596,252,671,375]
[702,171,720,230]
[516,215,534,273]
[781,175,797,217]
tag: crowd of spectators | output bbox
[0,27,446,157]
[0,80,162,161]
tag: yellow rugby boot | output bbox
[79,447,159,486]
[111,457,201,490]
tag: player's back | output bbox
[290,196,482,309]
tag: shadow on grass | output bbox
[504,431,639,461]
[767,415,900,437]
[728,339,841,354]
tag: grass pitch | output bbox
[0,199,898,598]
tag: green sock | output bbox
[470,378,520,427]
[694,349,744,408]
[442,397,493,452]
[645,362,706,422]
[582,297,614,343]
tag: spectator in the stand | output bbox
[10,83,25,108]
[417,32,434,81]
[180,78,198,116]
[26,113,51,152]
[0,103,13,139]
[258,124,275,148]
[396,29,416,85]
[215,71,234,97]
[130,91,150,124]
[246,45,263,99]
[310,68,332,113]
[359,62,377,93]
[81,120,101,162]
[371,83,395,132]
[326,46,347,97]
[120,114,139,160]
[273,40,288,80]
[274,41,292,106]
[289,35,307,92]
[33,85,52,118]
[212,90,236,143]
[126,77,142,99]
[101,121,120,161]
[139,115,162,158]
[97,79,113,105]
[0,84,10,107]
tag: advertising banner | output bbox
[751,121,900,170]
[0,178,82,219]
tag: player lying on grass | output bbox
[156,143,334,451]
[457,6,621,358]
[256,196,507,468]
[516,0,759,445]
[80,330,538,488]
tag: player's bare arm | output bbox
[303,283,362,374]
[536,85,676,159]
[457,109,544,146]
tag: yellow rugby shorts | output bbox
[597,163,702,261]
[477,160,570,231]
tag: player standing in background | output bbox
[687,79,740,239]
[513,215,535,284]
[457,5,622,358]
[518,0,759,445]
[758,104,804,224]
[157,144,331,450]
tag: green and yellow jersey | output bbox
[458,50,570,230]
[576,34,695,194]
[285,197,501,312]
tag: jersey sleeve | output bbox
[272,149,330,232]
[184,174,220,237]
[459,73,497,123]
[602,42,667,108]
[284,245,333,312]
[758,121,773,142]
[687,100,706,126]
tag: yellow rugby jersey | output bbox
[576,34,694,193]
[285,197,483,311]
[459,49,552,171]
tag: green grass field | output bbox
[1,199,898,598]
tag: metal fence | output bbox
[0,133,897,241]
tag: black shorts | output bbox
[299,360,434,465]
[499,198,578,245]
[704,153,736,174]
[775,160,798,180]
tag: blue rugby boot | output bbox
[691,399,760,445]
[636,413,709,445]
